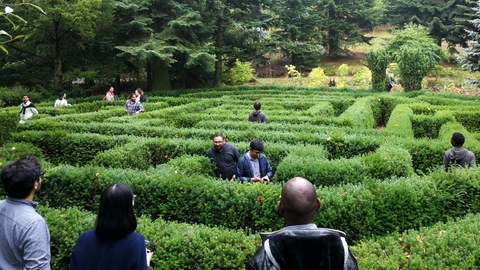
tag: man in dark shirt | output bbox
[248,101,267,123]
[206,133,240,180]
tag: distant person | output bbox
[248,101,267,123]
[206,132,240,180]
[386,74,395,92]
[104,87,115,101]
[54,92,72,107]
[443,132,476,172]
[135,88,146,103]
[19,94,39,124]
[0,156,51,270]
[237,139,273,183]
[125,94,145,115]
[328,77,336,87]
[69,183,152,270]
[247,177,358,270]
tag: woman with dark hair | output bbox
[135,88,146,103]
[69,183,152,269]
[54,92,71,107]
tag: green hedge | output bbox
[338,97,375,129]
[385,104,414,138]
[5,163,477,242]
[0,111,18,145]
[411,114,452,139]
[352,213,480,269]
[38,206,257,270]
[276,144,414,185]
[453,111,480,132]
[11,131,132,164]
[0,142,44,164]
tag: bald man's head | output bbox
[278,177,320,225]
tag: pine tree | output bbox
[457,0,480,85]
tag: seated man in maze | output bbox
[206,132,240,180]
[247,177,358,270]
[443,132,476,172]
[237,139,273,183]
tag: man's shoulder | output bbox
[268,227,347,239]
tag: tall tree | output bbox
[444,0,477,46]
[385,0,477,47]
[115,0,217,90]
[457,0,480,85]
[267,0,324,69]
[17,0,113,85]
[208,0,272,86]
[318,0,384,57]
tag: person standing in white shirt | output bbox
[54,92,72,107]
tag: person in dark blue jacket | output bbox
[69,183,152,270]
[237,139,273,183]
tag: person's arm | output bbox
[135,235,151,270]
[237,158,250,183]
[264,157,273,180]
[469,153,476,168]
[24,220,51,270]
[136,103,144,113]
[443,151,450,172]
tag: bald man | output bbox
[247,177,358,270]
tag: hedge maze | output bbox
[1,86,480,269]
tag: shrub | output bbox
[305,102,334,117]
[362,144,415,179]
[338,97,375,129]
[223,59,256,85]
[366,48,389,91]
[0,142,44,164]
[0,111,18,145]
[352,214,480,269]
[38,206,257,270]
[2,163,479,242]
[385,104,414,138]
[305,67,328,87]
[352,66,372,88]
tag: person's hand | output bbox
[261,176,270,184]
[251,174,261,183]
[232,174,236,181]
[146,249,154,266]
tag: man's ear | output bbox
[277,200,284,216]
[315,198,321,212]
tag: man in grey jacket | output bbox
[443,132,476,172]
[0,156,51,270]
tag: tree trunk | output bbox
[54,20,64,86]
[151,56,171,91]
[213,19,224,87]
[146,58,152,91]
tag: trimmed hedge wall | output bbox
[3,163,478,242]
[11,131,133,165]
[38,206,257,270]
[339,97,375,129]
[385,104,414,138]
[276,144,414,186]
[352,213,480,269]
